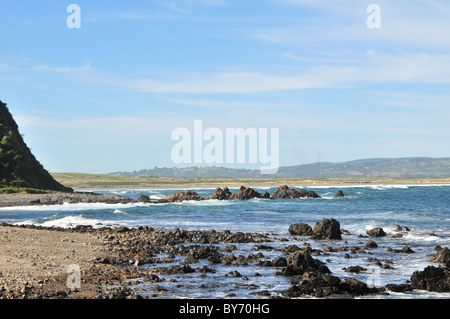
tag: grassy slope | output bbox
[51,173,450,189]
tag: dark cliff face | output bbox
[0,100,73,192]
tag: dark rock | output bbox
[284,273,382,298]
[204,187,232,200]
[310,218,342,240]
[272,257,288,267]
[271,185,320,199]
[285,273,341,298]
[411,266,450,292]
[137,195,150,203]
[271,185,298,199]
[394,225,410,232]
[343,266,367,273]
[365,240,378,249]
[366,227,386,237]
[335,190,345,197]
[261,191,271,199]
[281,250,330,276]
[229,186,262,200]
[429,246,450,268]
[338,278,382,296]
[164,190,202,202]
[387,246,415,254]
[385,283,412,293]
[288,223,313,236]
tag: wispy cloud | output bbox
[30,62,91,73]
[127,53,450,94]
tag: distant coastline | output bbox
[51,173,450,190]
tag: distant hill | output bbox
[0,100,73,192]
[109,157,450,179]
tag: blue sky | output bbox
[1,0,449,173]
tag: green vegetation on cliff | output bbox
[0,100,72,193]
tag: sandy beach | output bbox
[0,224,108,298]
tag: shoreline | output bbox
[1,185,449,299]
[49,173,450,190]
[1,222,449,299]
[2,182,450,209]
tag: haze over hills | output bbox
[109,157,450,179]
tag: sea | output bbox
[1,184,449,299]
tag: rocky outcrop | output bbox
[281,249,330,276]
[410,266,450,292]
[288,223,313,236]
[164,190,202,202]
[428,246,450,268]
[288,218,342,240]
[410,246,450,292]
[284,272,383,298]
[271,185,320,199]
[0,100,73,192]
[310,218,342,240]
[229,186,263,200]
[366,227,386,237]
[335,190,345,197]
[203,187,232,200]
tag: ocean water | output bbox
[1,184,450,299]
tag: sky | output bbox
[0,0,449,174]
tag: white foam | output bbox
[0,202,150,212]
[173,199,234,206]
[15,215,129,228]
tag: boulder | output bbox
[387,246,415,254]
[204,187,232,200]
[164,190,202,202]
[335,190,345,197]
[261,191,271,199]
[281,250,330,276]
[394,225,410,232]
[288,223,313,236]
[137,195,151,203]
[229,186,262,200]
[284,273,383,298]
[284,273,341,298]
[310,218,342,240]
[271,185,320,199]
[429,246,450,268]
[365,240,378,249]
[338,278,382,296]
[366,227,386,237]
[343,266,367,273]
[410,266,450,292]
